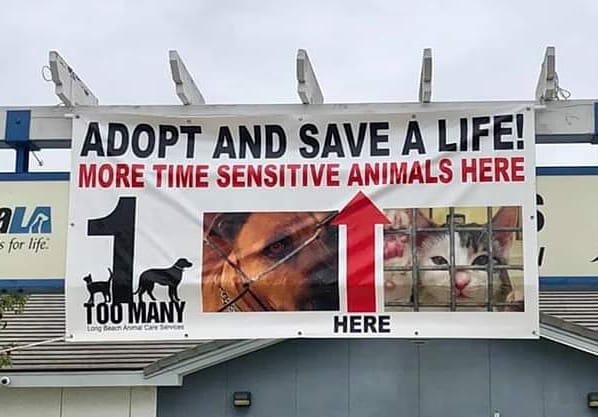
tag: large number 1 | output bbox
[88,197,136,304]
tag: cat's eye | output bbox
[431,256,448,265]
[472,255,490,265]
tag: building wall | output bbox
[0,386,156,417]
[158,338,598,417]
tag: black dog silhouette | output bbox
[134,258,192,303]
[83,268,113,306]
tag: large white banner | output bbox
[65,105,538,341]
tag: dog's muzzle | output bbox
[299,224,339,311]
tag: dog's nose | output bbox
[306,262,339,311]
[322,225,338,247]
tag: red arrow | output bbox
[332,191,390,313]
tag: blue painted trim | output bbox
[0,172,70,181]
[14,147,29,173]
[0,279,64,294]
[5,110,31,144]
[536,166,598,176]
[539,276,598,290]
[5,110,32,174]
[594,102,598,144]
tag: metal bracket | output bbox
[48,51,98,106]
[418,48,432,103]
[296,49,324,104]
[169,50,205,105]
[535,46,558,102]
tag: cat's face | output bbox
[417,230,499,305]
[414,207,518,307]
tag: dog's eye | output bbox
[263,237,293,260]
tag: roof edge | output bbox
[143,338,284,381]
[0,370,177,388]
[540,313,598,356]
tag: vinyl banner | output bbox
[65,105,538,341]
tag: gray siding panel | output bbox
[490,341,544,417]
[542,341,598,417]
[225,343,296,417]
[419,340,490,417]
[157,339,598,417]
[349,340,418,417]
[295,340,349,417]
[158,365,226,417]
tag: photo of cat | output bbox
[383,206,524,312]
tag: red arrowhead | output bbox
[331,191,390,229]
[332,192,390,313]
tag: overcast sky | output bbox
[1,0,597,169]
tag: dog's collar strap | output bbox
[219,287,241,312]
[174,265,185,271]
[218,285,273,313]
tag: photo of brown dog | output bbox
[201,211,340,312]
